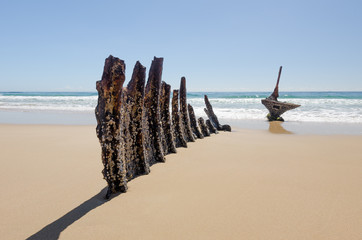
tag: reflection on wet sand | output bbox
[268,121,293,134]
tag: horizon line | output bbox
[1,90,362,93]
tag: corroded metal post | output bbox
[172,90,187,148]
[204,95,231,132]
[179,77,195,142]
[198,117,210,137]
[206,119,218,134]
[270,66,282,101]
[95,55,128,198]
[188,104,203,139]
[143,57,165,165]
[120,61,150,181]
[160,81,177,154]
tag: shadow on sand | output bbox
[26,187,118,240]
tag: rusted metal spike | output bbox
[143,57,166,166]
[180,77,195,142]
[172,90,188,148]
[95,55,128,196]
[160,81,177,154]
[120,61,150,181]
[188,104,204,139]
[198,117,210,137]
[204,95,231,132]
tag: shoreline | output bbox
[1,124,362,239]
[1,109,362,135]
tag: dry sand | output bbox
[0,124,361,240]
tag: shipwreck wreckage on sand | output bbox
[95,55,231,198]
[261,66,301,121]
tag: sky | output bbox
[0,0,361,92]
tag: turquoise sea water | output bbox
[1,91,362,125]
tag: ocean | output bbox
[1,91,362,134]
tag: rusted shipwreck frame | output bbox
[96,55,230,199]
[204,95,231,131]
[261,66,301,121]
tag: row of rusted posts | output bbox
[96,55,230,198]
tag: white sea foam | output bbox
[190,97,362,123]
[1,94,362,123]
[0,95,97,112]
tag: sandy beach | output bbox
[0,123,361,240]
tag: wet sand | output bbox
[1,110,362,135]
[0,124,361,240]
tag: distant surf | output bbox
[1,91,362,124]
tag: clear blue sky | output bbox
[0,0,361,92]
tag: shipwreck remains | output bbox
[188,104,204,139]
[206,119,218,134]
[180,77,195,142]
[261,66,301,121]
[198,117,210,137]
[95,56,128,198]
[172,90,188,148]
[204,95,231,131]
[120,61,150,181]
[96,55,232,198]
[160,81,177,155]
[143,57,166,165]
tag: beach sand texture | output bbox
[0,124,361,240]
